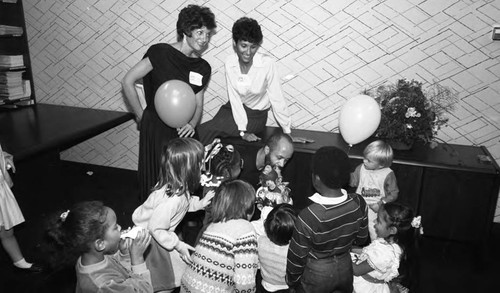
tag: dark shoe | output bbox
[13,263,44,273]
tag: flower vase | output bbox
[388,139,414,151]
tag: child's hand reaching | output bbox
[175,241,195,264]
[129,229,152,266]
[201,190,215,208]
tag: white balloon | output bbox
[339,95,381,145]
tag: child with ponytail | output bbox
[190,138,243,244]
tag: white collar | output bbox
[77,256,108,273]
[228,52,264,68]
[308,189,348,205]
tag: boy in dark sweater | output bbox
[286,146,368,293]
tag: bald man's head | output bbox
[264,133,294,168]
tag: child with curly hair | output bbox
[191,138,243,244]
[287,146,368,292]
[45,201,153,293]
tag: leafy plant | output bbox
[365,79,458,147]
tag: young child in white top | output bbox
[45,201,153,293]
[132,138,213,293]
[352,202,422,293]
[258,203,297,293]
[350,140,399,240]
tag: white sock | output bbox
[13,258,33,269]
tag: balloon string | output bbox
[347,144,352,155]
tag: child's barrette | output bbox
[203,139,222,161]
[203,138,221,162]
[225,144,234,152]
[60,210,70,222]
[411,215,424,234]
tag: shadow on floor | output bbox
[0,161,139,293]
[0,161,499,292]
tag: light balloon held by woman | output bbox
[154,80,196,128]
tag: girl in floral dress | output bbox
[352,202,422,293]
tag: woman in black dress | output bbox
[122,5,216,201]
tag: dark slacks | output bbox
[295,253,353,293]
[198,102,268,145]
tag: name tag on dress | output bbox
[189,71,203,86]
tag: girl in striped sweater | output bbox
[181,180,258,293]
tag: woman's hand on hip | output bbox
[177,123,195,138]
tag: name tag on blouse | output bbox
[237,75,251,90]
[189,71,203,86]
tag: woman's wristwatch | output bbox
[239,131,245,138]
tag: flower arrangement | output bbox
[365,79,458,148]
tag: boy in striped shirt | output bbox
[286,146,369,293]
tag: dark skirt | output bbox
[198,102,268,145]
[138,106,199,201]
[144,237,176,291]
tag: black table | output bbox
[223,127,500,244]
[0,103,134,161]
[0,103,134,215]
[0,104,134,263]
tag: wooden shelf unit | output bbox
[0,0,36,107]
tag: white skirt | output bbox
[0,146,25,230]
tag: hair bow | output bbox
[411,215,424,234]
[60,210,70,222]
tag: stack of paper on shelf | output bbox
[0,55,24,69]
[0,70,31,102]
[0,25,23,36]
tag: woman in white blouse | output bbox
[199,17,292,143]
